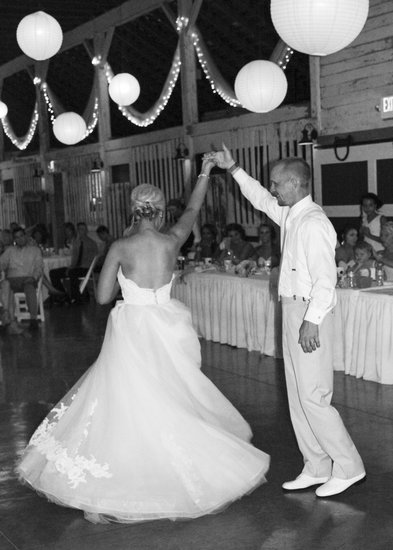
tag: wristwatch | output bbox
[227,161,239,174]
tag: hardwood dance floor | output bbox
[0,301,392,550]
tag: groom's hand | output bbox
[298,320,320,353]
[211,143,236,170]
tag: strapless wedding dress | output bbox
[17,268,269,523]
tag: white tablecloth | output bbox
[172,271,282,357]
[334,286,393,384]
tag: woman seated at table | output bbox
[335,225,359,269]
[217,223,255,265]
[195,223,219,261]
[376,220,393,281]
[252,223,280,268]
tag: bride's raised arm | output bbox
[168,155,215,247]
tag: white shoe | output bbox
[315,472,366,497]
[282,473,330,491]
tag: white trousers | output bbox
[282,298,365,479]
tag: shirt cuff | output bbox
[304,304,329,325]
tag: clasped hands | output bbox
[202,144,235,171]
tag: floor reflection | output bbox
[0,302,392,550]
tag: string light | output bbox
[104,46,181,127]
[1,105,39,150]
[1,24,296,147]
[191,28,240,107]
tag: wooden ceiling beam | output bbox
[0,0,168,80]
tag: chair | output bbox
[14,276,45,323]
[78,256,99,297]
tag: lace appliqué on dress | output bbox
[29,398,112,489]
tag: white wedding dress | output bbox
[17,268,269,523]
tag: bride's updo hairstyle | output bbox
[129,183,165,231]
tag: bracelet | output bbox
[227,161,239,174]
[198,173,209,178]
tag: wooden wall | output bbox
[318,0,393,136]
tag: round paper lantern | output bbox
[108,73,140,106]
[0,101,8,119]
[271,0,369,56]
[53,112,86,145]
[234,60,288,113]
[16,11,63,61]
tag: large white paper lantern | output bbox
[234,60,288,113]
[271,0,369,56]
[0,101,8,119]
[108,73,140,106]
[16,11,63,61]
[53,112,86,145]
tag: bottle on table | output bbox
[223,249,233,272]
[347,270,356,289]
[375,262,384,286]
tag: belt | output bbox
[279,295,309,303]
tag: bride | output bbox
[16,155,270,523]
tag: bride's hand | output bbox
[201,153,215,174]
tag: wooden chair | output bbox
[14,276,45,323]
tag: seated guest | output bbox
[30,224,49,249]
[0,227,43,331]
[349,241,376,277]
[359,192,386,253]
[195,223,219,261]
[95,225,115,272]
[218,223,255,265]
[0,229,13,249]
[252,223,280,268]
[376,220,393,281]
[335,225,359,269]
[50,222,98,304]
[63,222,77,253]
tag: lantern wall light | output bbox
[298,124,318,147]
[108,73,140,106]
[271,0,369,56]
[16,11,63,61]
[174,143,189,161]
[234,60,288,114]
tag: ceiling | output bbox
[0,0,309,155]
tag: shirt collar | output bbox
[287,194,312,221]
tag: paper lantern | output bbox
[16,11,63,61]
[271,0,369,56]
[108,73,140,106]
[234,60,288,113]
[0,101,8,119]
[53,112,86,145]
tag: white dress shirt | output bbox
[234,168,337,324]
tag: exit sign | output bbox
[381,96,393,119]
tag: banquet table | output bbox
[172,270,393,385]
[172,270,282,358]
[334,285,393,385]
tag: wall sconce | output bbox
[298,123,318,146]
[333,135,352,161]
[91,159,104,173]
[33,167,44,179]
[174,143,189,161]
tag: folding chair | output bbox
[78,256,99,298]
[14,276,45,323]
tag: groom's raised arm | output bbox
[210,144,283,226]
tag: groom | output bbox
[209,146,365,497]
